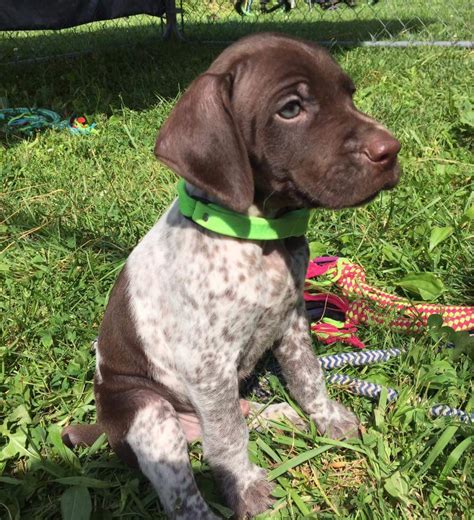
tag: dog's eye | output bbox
[278,101,302,119]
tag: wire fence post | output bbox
[163,0,185,40]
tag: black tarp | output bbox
[0,0,166,31]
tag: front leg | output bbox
[185,373,275,518]
[274,304,360,439]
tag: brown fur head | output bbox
[155,33,401,213]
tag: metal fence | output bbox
[0,0,472,64]
[182,0,473,46]
[0,14,169,64]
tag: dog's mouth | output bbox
[289,160,401,211]
[352,163,401,206]
[352,191,380,207]
[382,163,402,190]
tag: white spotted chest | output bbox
[126,202,309,393]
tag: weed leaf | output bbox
[384,471,410,503]
[60,486,92,520]
[429,226,454,251]
[455,97,474,128]
[463,205,474,220]
[427,314,444,329]
[0,431,29,461]
[396,272,444,300]
[308,241,327,259]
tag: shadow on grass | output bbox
[16,445,226,519]
[0,17,432,116]
[183,16,431,42]
[0,202,135,261]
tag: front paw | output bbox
[311,401,360,440]
[221,466,275,519]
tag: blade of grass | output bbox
[416,425,458,477]
[54,476,116,488]
[268,445,335,481]
[311,466,341,517]
[429,435,474,505]
[256,437,282,463]
[289,489,311,517]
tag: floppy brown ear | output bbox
[154,73,254,213]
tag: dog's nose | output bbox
[363,133,401,166]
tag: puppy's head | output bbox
[155,33,401,214]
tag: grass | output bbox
[1,19,473,520]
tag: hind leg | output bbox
[62,399,251,447]
[62,423,104,448]
[97,387,219,520]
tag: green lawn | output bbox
[1,18,473,520]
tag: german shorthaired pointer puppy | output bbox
[62,33,401,519]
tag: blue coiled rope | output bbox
[0,108,96,136]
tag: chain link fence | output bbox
[183,0,472,45]
[0,14,171,64]
[0,0,472,64]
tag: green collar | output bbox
[177,179,310,240]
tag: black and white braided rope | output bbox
[319,349,472,422]
[319,348,403,370]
